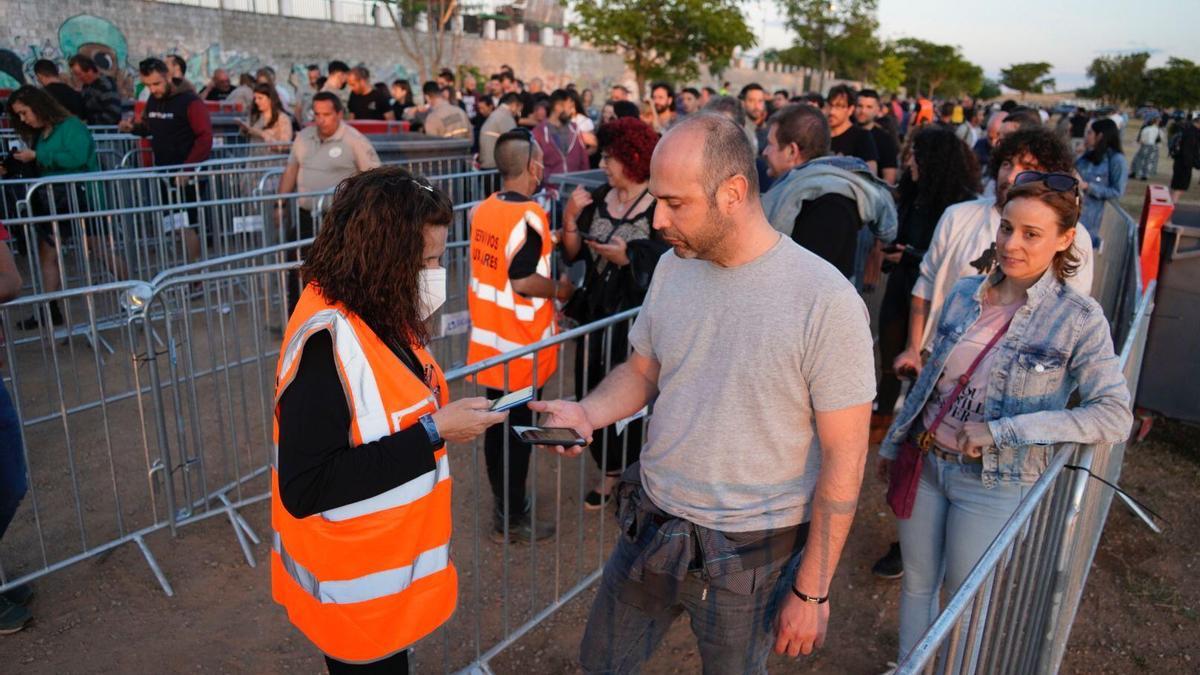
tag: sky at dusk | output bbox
[744,0,1200,91]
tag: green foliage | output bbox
[975,78,1002,101]
[1000,62,1055,97]
[567,0,755,96]
[1079,52,1150,105]
[873,53,906,94]
[891,38,982,98]
[1144,58,1200,109]
[776,0,881,82]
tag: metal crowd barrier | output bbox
[896,201,1155,674]
[0,162,489,298]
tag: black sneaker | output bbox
[16,304,63,330]
[1,584,32,606]
[491,508,555,543]
[583,490,612,511]
[872,542,904,579]
[0,595,31,635]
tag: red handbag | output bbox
[887,317,1012,519]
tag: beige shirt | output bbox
[287,123,381,209]
[423,100,471,139]
[249,112,294,146]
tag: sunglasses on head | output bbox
[1011,170,1078,193]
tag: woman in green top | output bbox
[4,86,99,328]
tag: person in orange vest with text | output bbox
[468,128,574,542]
[271,167,508,673]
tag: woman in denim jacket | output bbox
[1075,117,1127,247]
[877,172,1132,664]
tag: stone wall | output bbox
[0,0,812,100]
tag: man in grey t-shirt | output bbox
[532,114,875,671]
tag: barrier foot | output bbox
[134,534,174,597]
[217,492,258,568]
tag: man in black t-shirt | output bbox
[346,66,394,121]
[33,60,84,117]
[854,88,899,184]
[825,84,878,175]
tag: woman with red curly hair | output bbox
[561,116,669,509]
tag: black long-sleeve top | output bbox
[276,330,440,519]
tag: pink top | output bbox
[922,299,1021,452]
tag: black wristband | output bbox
[791,586,828,604]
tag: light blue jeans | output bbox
[896,453,1031,662]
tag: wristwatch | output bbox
[418,413,442,446]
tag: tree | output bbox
[1000,62,1055,99]
[380,0,463,85]
[873,53,906,94]
[568,0,755,98]
[891,38,982,98]
[1078,52,1150,106]
[1145,58,1200,110]
[975,78,1002,101]
[776,0,880,91]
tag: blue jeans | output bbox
[895,453,1030,662]
[0,383,27,540]
[579,525,802,674]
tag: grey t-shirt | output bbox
[629,235,876,532]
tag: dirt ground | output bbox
[3,124,1199,673]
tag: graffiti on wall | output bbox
[0,12,420,100]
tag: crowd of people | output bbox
[0,52,1186,673]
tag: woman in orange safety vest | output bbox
[271,167,508,672]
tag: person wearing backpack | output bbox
[1170,114,1200,204]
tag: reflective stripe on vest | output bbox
[275,532,450,605]
[469,277,540,322]
[321,453,449,522]
[278,309,392,444]
[468,325,554,360]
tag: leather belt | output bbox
[930,445,983,464]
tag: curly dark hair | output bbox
[899,126,980,216]
[303,167,453,348]
[597,117,658,184]
[987,127,1074,181]
[6,85,71,145]
[999,180,1082,282]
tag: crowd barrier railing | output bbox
[0,162,490,300]
[896,201,1156,674]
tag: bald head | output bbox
[650,114,764,262]
[660,113,759,203]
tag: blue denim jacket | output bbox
[880,270,1132,487]
[1075,150,1128,241]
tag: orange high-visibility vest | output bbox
[270,284,455,664]
[467,193,558,390]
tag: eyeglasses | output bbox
[1011,170,1078,193]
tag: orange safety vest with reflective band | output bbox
[467,194,558,389]
[270,284,455,664]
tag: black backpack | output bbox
[1169,131,1183,159]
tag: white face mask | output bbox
[418,267,447,320]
